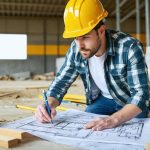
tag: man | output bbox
[35,0,150,131]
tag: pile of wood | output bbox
[0,75,14,81]
[0,128,35,148]
[0,72,56,81]
[32,72,55,81]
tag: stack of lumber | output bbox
[0,128,34,148]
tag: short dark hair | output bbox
[93,20,105,31]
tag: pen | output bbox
[43,90,53,124]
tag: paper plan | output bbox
[1,109,150,150]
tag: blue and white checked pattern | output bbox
[47,30,150,111]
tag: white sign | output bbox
[0,34,27,59]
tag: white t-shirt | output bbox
[88,53,112,99]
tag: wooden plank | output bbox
[63,94,86,104]
[63,98,86,104]
[16,104,69,112]
[145,143,150,150]
[0,91,17,97]
[0,135,19,148]
[57,106,69,111]
[39,94,86,104]
[26,86,48,89]
[16,105,36,112]
[0,128,33,140]
[64,94,86,101]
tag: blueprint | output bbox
[1,109,150,150]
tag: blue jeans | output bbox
[85,94,149,118]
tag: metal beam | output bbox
[145,0,150,48]
[136,0,140,37]
[0,2,64,9]
[43,19,47,73]
[116,0,121,30]
[120,2,144,23]
[145,0,150,67]
[110,0,128,16]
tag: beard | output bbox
[79,43,101,59]
[78,32,102,59]
[79,49,96,59]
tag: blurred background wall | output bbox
[0,0,149,75]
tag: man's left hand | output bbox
[84,116,120,131]
[84,104,142,131]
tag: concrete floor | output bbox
[1,79,149,150]
[0,80,85,149]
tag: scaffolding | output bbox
[115,0,150,55]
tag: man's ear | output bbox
[98,25,106,36]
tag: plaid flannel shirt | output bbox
[47,29,150,111]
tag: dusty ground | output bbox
[0,79,85,124]
[0,79,149,150]
[0,79,85,150]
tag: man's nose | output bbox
[77,41,85,49]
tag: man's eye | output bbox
[83,37,89,39]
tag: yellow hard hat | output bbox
[63,0,108,38]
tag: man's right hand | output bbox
[35,104,57,123]
[35,97,59,123]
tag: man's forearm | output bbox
[111,104,142,124]
[85,104,142,131]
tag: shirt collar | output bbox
[106,29,116,56]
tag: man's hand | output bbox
[84,116,119,131]
[35,104,56,123]
[85,104,142,131]
[35,96,59,123]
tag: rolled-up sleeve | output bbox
[127,41,150,110]
[46,41,79,104]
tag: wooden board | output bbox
[0,135,19,148]
[0,91,17,97]
[145,143,150,150]
[39,94,86,104]
[0,128,33,139]
[0,128,36,148]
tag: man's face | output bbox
[75,29,102,59]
